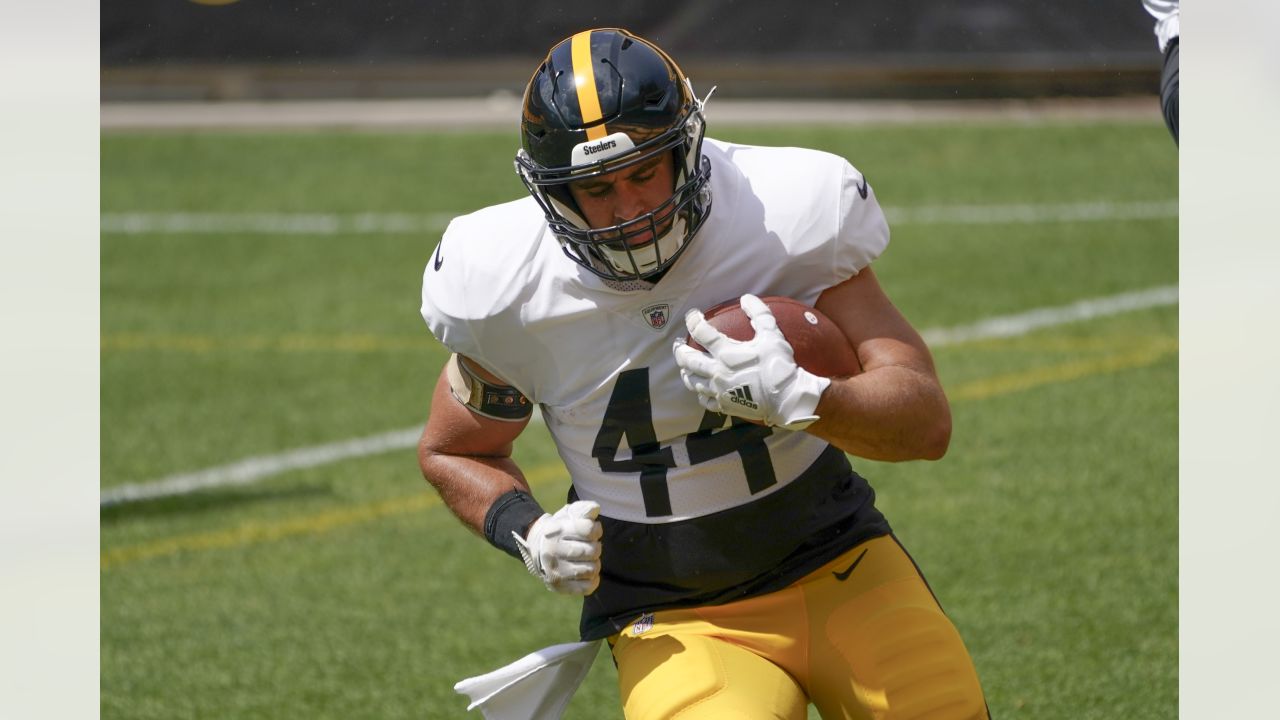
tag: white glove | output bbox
[514,500,603,596]
[672,294,831,430]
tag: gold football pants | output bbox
[609,535,988,719]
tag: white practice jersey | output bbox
[421,138,888,525]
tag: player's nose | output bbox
[612,184,650,223]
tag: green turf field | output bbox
[101,119,1177,719]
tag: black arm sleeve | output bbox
[1160,37,1179,145]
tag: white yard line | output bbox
[100,428,424,507]
[101,200,1176,236]
[100,285,1178,507]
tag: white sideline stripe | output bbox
[100,212,457,235]
[100,97,1159,130]
[923,285,1179,347]
[100,200,1176,235]
[100,284,1178,507]
[883,200,1178,225]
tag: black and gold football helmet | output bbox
[515,28,713,281]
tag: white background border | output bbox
[1180,1,1279,716]
[2,1,1271,716]
[1,1,101,717]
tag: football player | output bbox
[420,28,989,719]
[1143,0,1179,144]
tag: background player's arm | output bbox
[418,355,534,537]
[810,267,952,462]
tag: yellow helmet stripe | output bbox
[570,30,608,140]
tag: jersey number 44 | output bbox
[592,368,777,517]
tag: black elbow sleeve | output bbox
[1160,38,1179,145]
[483,490,546,559]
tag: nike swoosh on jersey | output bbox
[855,175,869,200]
[433,241,445,271]
[832,548,869,581]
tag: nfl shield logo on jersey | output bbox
[631,612,655,636]
[641,304,671,331]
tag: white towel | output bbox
[453,639,602,720]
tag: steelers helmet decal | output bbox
[516,28,713,282]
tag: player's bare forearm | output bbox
[418,445,532,536]
[812,268,952,461]
[418,364,537,537]
[807,363,951,461]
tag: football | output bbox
[686,296,862,378]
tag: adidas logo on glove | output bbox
[727,385,759,410]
